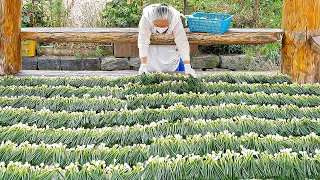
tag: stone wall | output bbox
[23,54,279,71]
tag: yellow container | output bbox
[21,40,37,57]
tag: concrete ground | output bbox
[13,70,281,78]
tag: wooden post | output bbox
[0,0,22,75]
[281,0,320,83]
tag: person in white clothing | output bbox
[138,3,196,77]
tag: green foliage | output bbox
[100,0,282,28]
[0,103,319,128]
[42,0,67,27]
[74,52,82,58]
[101,0,143,27]
[126,91,320,109]
[0,80,319,101]
[0,151,318,179]
[1,73,319,179]
[1,116,319,147]
[22,0,67,27]
[1,91,319,113]
[21,0,45,27]
[94,46,113,57]
[189,0,283,58]
[0,73,293,88]
[73,46,113,58]
[0,95,125,112]
[244,42,282,65]
[206,0,283,28]
[151,132,320,156]
[0,132,317,168]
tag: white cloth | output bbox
[146,45,180,72]
[184,64,196,77]
[138,4,190,72]
[138,64,149,75]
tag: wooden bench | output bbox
[21,28,283,58]
[21,28,283,45]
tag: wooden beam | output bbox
[311,36,320,54]
[0,0,22,75]
[281,0,320,84]
[21,28,283,45]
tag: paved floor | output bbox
[12,70,281,78]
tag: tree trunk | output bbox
[281,0,320,83]
[0,0,22,75]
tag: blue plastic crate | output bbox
[186,12,233,34]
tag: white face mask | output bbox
[155,27,168,34]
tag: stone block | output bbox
[101,56,130,71]
[191,54,220,69]
[38,56,61,70]
[129,57,141,70]
[219,55,248,70]
[22,57,38,70]
[83,57,101,71]
[60,57,83,71]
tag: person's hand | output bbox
[184,64,196,77]
[138,64,149,75]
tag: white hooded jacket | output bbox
[138,4,190,72]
